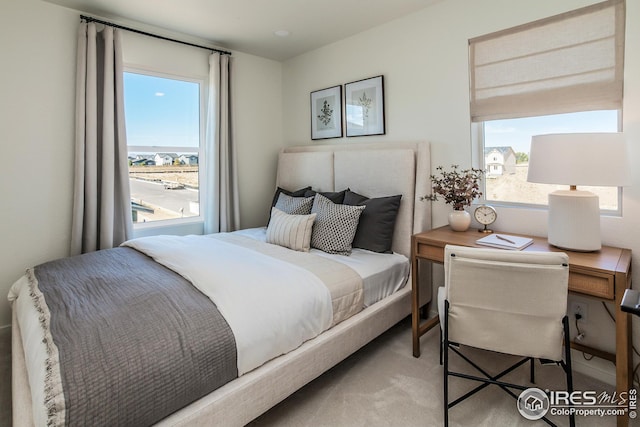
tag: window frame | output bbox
[471,111,625,216]
[123,65,207,235]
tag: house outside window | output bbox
[123,71,205,224]
[478,111,620,211]
[469,0,625,213]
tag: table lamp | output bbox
[527,133,630,252]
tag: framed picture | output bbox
[310,85,342,140]
[345,75,385,137]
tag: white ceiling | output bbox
[44,0,441,61]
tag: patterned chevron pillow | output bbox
[310,194,365,255]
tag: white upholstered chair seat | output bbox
[441,245,569,360]
[441,244,574,427]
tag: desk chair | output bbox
[439,245,574,427]
[621,289,640,316]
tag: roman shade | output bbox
[469,0,625,122]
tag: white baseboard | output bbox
[570,349,616,387]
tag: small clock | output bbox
[474,204,497,233]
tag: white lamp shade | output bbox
[527,133,630,187]
[527,132,630,252]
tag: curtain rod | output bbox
[80,15,232,56]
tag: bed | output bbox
[10,141,431,426]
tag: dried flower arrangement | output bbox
[422,165,484,211]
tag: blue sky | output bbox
[485,110,619,153]
[123,72,200,148]
[122,72,618,155]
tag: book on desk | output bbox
[476,233,534,250]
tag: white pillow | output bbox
[266,207,317,252]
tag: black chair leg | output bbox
[530,357,535,383]
[443,301,449,427]
[443,313,574,427]
[563,316,576,427]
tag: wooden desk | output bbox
[411,226,633,427]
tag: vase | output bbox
[448,209,471,232]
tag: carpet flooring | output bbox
[1,318,634,426]
[250,317,626,427]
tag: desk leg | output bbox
[412,255,421,357]
[615,272,632,427]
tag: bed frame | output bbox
[12,141,431,426]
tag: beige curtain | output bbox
[204,52,239,234]
[70,23,132,255]
[469,0,625,122]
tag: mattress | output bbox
[235,227,410,307]
[9,229,410,426]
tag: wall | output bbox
[282,0,640,385]
[0,0,77,327]
[3,0,638,386]
[0,0,283,327]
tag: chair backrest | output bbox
[444,245,569,361]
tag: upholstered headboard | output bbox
[276,141,431,258]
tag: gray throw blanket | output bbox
[30,247,237,427]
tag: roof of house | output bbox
[484,146,516,156]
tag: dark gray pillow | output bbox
[303,189,348,204]
[343,190,402,253]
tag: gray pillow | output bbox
[343,190,402,253]
[310,194,365,255]
[267,186,311,225]
[275,193,314,215]
[267,186,312,224]
[270,186,311,208]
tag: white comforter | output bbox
[123,233,334,375]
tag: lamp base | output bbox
[548,190,601,252]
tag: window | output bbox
[469,0,625,212]
[123,71,203,224]
[480,110,620,210]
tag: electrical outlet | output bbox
[571,302,588,323]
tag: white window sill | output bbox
[132,217,204,238]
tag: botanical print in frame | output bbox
[345,75,385,137]
[310,85,342,140]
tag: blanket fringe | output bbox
[26,268,66,427]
